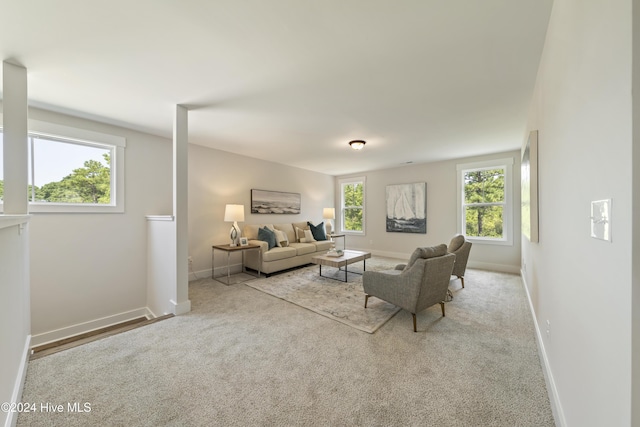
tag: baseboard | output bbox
[30,308,151,348]
[520,270,566,427]
[348,249,521,274]
[189,263,243,282]
[468,261,520,274]
[5,334,31,427]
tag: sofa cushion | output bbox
[289,242,317,256]
[262,246,297,262]
[258,227,277,250]
[274,223,296,244]
[243,224,261,241]
[308,221,327,241]
[314,240,333,251]
[274,229,289,247]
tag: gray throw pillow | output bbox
[307,221,327,241]
[258,227,277,250]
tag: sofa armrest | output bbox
[248,239,268,253]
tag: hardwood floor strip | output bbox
[30,314,174,360]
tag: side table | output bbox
[212,244,261,285]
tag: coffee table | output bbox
[311,250,372,282]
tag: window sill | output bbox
[465,236,513,246]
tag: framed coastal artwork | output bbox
[521,130,539,242]
[251,189,301,214]
[386,182,426,233]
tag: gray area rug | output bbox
[17,265,556,426]
[244,257,401,333]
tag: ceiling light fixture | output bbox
[348,140,366,150]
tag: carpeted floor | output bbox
[17,264,556,427]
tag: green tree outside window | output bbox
[342,181,364,232]
[463,168,505,238]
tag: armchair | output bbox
[448,235,472,288]
[363,244,455,332]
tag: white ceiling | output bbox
[0,0,553,176]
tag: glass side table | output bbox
[211,243,262,285]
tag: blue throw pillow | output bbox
[258,227,277,250]
[307,221,327,241]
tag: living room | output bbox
[2,1,640,426]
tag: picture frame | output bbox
[385,182,426,234]
[521,130,539,243]
[239,237,249,246]
[251,189,301,214]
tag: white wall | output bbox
[523,0,633,425]
[0,217,30,427]
[336,151,522,272]
[188,144,335,278]
[27,108,173,345]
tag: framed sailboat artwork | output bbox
[385,182,426,233]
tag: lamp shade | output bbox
[224,204,245,222]
[323,208,335,220]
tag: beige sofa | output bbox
[243,221,333,275]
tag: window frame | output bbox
[0,117,126,213]
[456,158,513,246]
[339,176,366,235]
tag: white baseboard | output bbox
[520,270,566,427]
[30,308,151,348]
[348,248,521,275]
[468,261,521,274]
[5,335,31,427]
[189,263,243,282]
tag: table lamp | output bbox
[224,204,245,246]
[323,207,335,238]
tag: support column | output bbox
[2,61,28,214]
[172,105,190,314]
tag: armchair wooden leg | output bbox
[440,302,445,317]
[412,313,417,332]
[459,275,465,288]
[364,294,370,308]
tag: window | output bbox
[0,133,3,202]
[340,176,365,234]
[457,158,513,245]
[0,117,125,213]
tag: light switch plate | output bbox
[590,199,612,241]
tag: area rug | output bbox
[244,256,403,333]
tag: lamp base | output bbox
[229,222,241,246]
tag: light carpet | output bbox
[244,257,402,333]
[17,265,556,426]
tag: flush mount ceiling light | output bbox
[348,140,366,150]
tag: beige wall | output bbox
[523,0,634,425]
[188,144,335,278]
[27,108,173,343]
[336,150,522,273]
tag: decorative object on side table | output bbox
[224,204,245,246]
[323,207,335,237]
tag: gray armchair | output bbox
[448,235,472,288]
[363,244,455,332]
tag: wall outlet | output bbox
[188,256,193,263]
[546,320,550,337]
